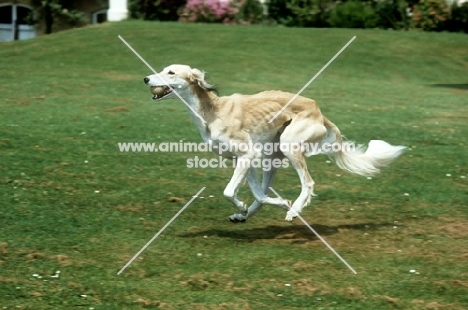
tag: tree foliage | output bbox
[29,0,86,34]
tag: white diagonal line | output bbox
[118,35,158,76]
[117,187,206,275]
[268,36,356,123]
[118,35,207,124]
[269,187,357,274]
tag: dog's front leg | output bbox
[223,154,254,216]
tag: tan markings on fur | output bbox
[191,87,325,144]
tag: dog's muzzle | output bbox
[150,85,173,100]
[144,78,173,100]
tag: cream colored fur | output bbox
[144,64,407,222]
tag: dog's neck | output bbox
[183,90,218,140]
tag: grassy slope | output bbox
[0,21,467,309]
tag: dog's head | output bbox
[143,64,216,101]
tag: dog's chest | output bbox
[199,125,237,158]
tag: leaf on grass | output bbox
[116,205,143,212]
[382,295,399,304]
[168,196,185,203]
[26,252,45,259]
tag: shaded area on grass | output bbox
[429,83,468,90]
[179,222,395,242]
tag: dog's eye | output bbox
[168,71,175,75]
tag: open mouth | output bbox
[150,85,173,100]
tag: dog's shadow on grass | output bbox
[179,222,394,242]
[429,83,468,90]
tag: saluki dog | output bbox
[144,64,407,222]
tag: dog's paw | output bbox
[285,209,298,222]
[229,214,247,223]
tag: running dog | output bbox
[143,64,407,222]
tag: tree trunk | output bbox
[44,3,53,34]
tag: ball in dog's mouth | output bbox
[150,86,172,99]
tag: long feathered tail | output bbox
[322,116,408,177]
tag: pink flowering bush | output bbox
[412,0,451,31]
[179,0,241,24]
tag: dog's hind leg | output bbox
[280,116,327,221]
[246,165,290,209]
[283,152,315,221]
[229,161,282,223]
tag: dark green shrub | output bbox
[267,0,332,27]
[445,2,468,33]
[374,0,411,30]
[328,1,378,28]
[238,0,265,24]
[267,0,295,26]
[129,0,186,21]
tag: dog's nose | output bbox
[143,77,150,84]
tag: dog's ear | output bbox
[190,68,216,92]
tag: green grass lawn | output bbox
[1,20,467,309]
